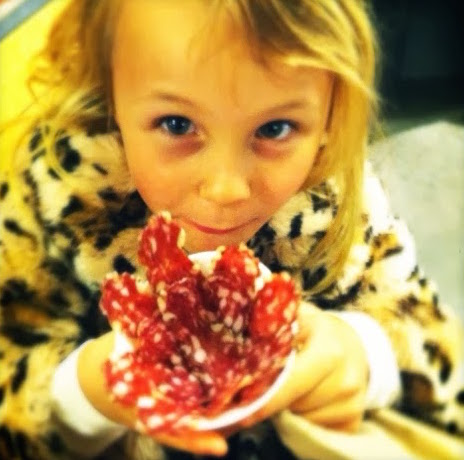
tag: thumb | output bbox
[241,303,332,424]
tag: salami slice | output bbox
[212,245,260,293]
[164,274,208,334]
[249,273,298,339]
[138,212,193,287]
[100,273,157,338]
[100,212,298,434]
[201,273,251,335]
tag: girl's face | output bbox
[112,0,333,253]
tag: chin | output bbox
[184,232,250,254]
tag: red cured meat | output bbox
[212,245,260,293]
[100,213,298,434]
[138,213,193,287]
[201,273,252,335]
[100,273,157,338]
[249,273,298,339]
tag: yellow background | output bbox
[0,0,69,165]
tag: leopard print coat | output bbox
[0,125,463,460]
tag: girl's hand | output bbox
[240,302,369,432]
[77,331,228,457]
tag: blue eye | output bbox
[157,116,194,136]
[256,120,295,140]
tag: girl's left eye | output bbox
[256,120,296,140]
[155,116,195,136]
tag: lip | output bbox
[181,217,256,235]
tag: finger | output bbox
[321,416,363,433]
[240,338,336,427]
[154,430,228,456]
[289,363,365,414]
[290,312,369,415]
[294,301,320,342]
[301,392,365,426]
[240,309,347,427]
[242,303,361,427]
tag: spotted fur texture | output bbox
[0,127,462,459]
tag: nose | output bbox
[199,146,251,205]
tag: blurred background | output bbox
[0,0,463,319]
[372,0,464,132]
[369,0,464,320]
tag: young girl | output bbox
[0,1,462,459]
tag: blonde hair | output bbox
[5,0,379,293]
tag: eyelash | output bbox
[151,116,299,141]
[256,120,298,141]
[153,116,195,136]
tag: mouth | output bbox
[180,217,257,235]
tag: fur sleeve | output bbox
[312,169,464,435]
[0,152,84,459]
[0,126,147,459]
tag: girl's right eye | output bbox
[154,116,195,136]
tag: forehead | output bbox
[112,0,331,111]
[114,0,237,60]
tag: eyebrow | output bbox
[136,91,198,110]
[141,90,317,115]
[264,100,314,113]
[149,92,197,107]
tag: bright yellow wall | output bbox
[0,0,69,166]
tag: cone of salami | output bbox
[99,212,298,434]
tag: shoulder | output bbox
[0,125,149,316]
[250,163,416,305]
[248,180,337,273]
[360,163,417,285]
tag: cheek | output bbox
[272,167,310,197]
[124,145,187,211]
[261,148,319,206]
